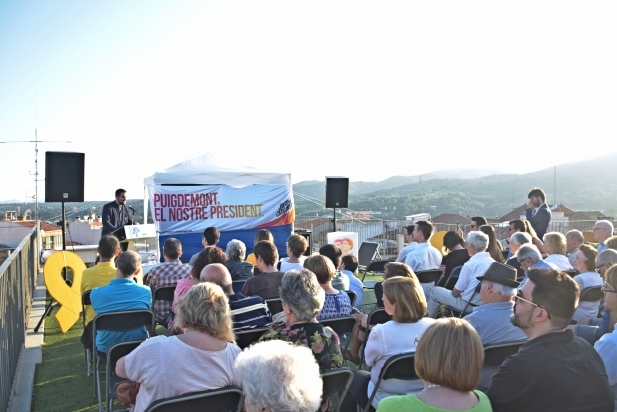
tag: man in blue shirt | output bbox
[90,251,152,355]
[339,254,364,312]
[516,244,557,288]
[594,220,614,253]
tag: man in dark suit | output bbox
[525,188,551,239]
[101,188,133,237]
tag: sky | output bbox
[1,0,616,202]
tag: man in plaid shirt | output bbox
[146,238,191,325]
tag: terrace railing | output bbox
[0,224,39,411]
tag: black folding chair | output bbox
[501,250,510,260]
[580,285,603,302]
[564,270,578,278]
[152,284,176,302]
[448,281,481,318]
[235,327,271,350]
[232,280,245,294]
[82,290,93,376]
[321,368,354,412]
[483,340,526,367]
[105,340,145,412]
[415,269,444,286]
[357,242,380,271]
[360,308,392,370]
[361,260,389,287]
[92,310,155,403]
[265,298,284,315]
[345,290,357,308]
[364,353,419,412]
[144,386,244,412]
[439,265,463,289]
[320,316,357,358]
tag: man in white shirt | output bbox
[594,220,614,253]
[396,225,418,262]
[404,221,442,271]
[427,231,494,317]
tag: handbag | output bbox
[115,380,141,405]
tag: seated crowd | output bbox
[81,209,617,412]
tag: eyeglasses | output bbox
[593,228,606,231]
[597,262,609,271]
[514,290,551,319]
[517,257,528,264]
[602,283,617,294]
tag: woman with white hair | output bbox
[225,239,254,281]
[235,340,322,412]
[543,232,574,271]
[116,283,241,412]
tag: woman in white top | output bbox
[340,276,434,412]
[543,232,574,271]
[279,234,307,273]
[116,282,242,412]
[572,244,602,322]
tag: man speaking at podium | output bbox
[102,189,133,238]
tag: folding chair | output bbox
[364,352,418,412]
[359,309,392,370]
[438,265,463,289]
[448,281,481,318]
[321,316,358,357]
[105,340,145,412]
[92,310,155,407]
[265,298,284,315]
[357,242,380,272]
[361,260,389,287]
[232,280,245,294]
[144,386,244,412]
[580,285,603,302]
[235,327,271,350]
[82,290,93,376]
[483,340,526,367]
[564,270,578,278]
[321,368,354,412]
[345,290,357,308]
[415,269,444,286]
[152,284,176,331]
[501,250,510,260]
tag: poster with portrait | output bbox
[326,232,359,257]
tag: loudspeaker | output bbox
[45,152,85,202]
[325,177,349,208]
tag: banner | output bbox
[149,184,294,235]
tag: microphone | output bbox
[128,206,136,213]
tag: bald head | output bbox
[200,263,233,295]
[594,220,614,243]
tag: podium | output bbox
[111,224,158,254]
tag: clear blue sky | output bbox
[1,0,616,202]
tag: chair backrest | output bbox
[265,298,284,315]
[153,285,176,302]
[321,368,354,412]
[380,352,418,381]
[321,316,357,342]
[107,340,144,366]
[357,242,380,268]
[345,290,357,308]
[580,285,603,302]
[82,290,92,325]
[441,265,463,290]
[235,327,271,350]
[415,269,444,285]
[502,250,510,260]
[92,310,155,344]
[144,386,244,412]
[367,308,392,327]
[365,260,388,273]
[232,280,245,294]
[564,270,578,278]
[483,340,526,367]
[253,267,261,277]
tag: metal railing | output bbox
[0,224,39,411]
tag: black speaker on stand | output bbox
[325,177,349,232]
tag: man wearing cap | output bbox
[464,262,527,346]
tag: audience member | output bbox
[525,187,551,239]
[566,229,585,267]
[116,282,241,412]
[595,220,615,252]
[464,262,526,345]
[515,218,546,254]
[341,276,433,412]
[146,238,191,325]
[505,232,532,280]
[428,231,494,318]
[168,246,225,333]
[246,229,273,265]
[396,225,418,262]
[480,225,505,263]
[235,340,323,412]
[339,254,364,312]
[200,263,271,329]
[188,226,220,266]
[280,234,307,272]
[543,232,574,271]
[606,235,617,251]
[319,244,350,291]
[90,251,152,356]
[405,220,442,299]
[487,268,614,412]
[595,265,617,410]
[455,216,486,238]
[258,269,342,371]
[375,262,425,308]
[516,244,556,287]
[80,235,122,348]
[440,230,470,279]
[377,318,492,412]
[572,244,602,322]
[223,239,253,281]
[242,240,284,299]
[304,255,352,321]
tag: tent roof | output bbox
[144,154,291,187]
